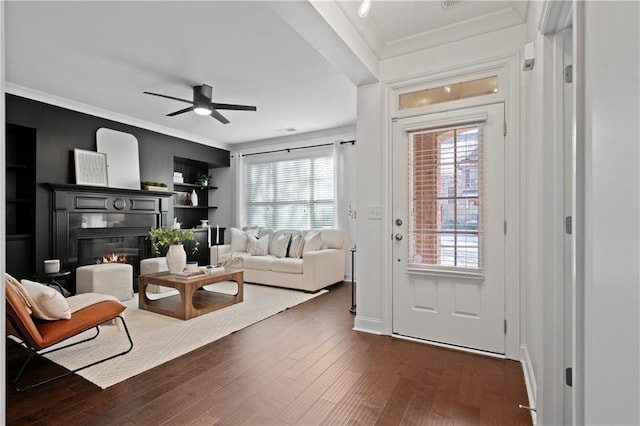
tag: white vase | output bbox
[191,189,198,207]
[166,244,187,274]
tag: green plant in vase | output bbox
[148,227,199,274]
[148,227,199,255]
[196,172,211,189]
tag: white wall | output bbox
[354,82,385,334]
[581,2,640,424]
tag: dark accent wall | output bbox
[6,94,230,270]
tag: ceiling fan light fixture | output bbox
[194,106,212,116]
[358,0,371,18]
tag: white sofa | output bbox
[211,228,346,292]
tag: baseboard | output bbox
[353,315,383,335]
[520,344,538,425]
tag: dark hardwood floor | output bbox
[6,282,532,425]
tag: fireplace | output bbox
[49,184,173,293]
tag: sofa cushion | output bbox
[303,231,323,253]
[270,258,304,274]
[230,227,248,252]
[219,251,250,267]
[288,234,304,258]
[247,234,270,256]
[320,229,345,249]
[243,255,276,271]
[271,233,291,258]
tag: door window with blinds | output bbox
[244,149,334,229]
[408,123,483,271]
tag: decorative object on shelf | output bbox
[96,128,140,190]
[196,172,211,189]
[148,227,199,274]
[190,189,198,207]
[173,172,184,184]
[142,181,168,191]
[171,217,181,230]
[200,219,209,227]
[74,149,108,187]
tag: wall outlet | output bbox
[368,205,382,220]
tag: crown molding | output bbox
[5,83,230,151]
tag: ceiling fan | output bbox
[143,84,257,124]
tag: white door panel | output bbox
[392,103,506,354]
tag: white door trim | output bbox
[383,53,521,360]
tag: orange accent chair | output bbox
[6,276,133,391]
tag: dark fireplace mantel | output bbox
[48,183,173,292]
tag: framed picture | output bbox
[74,149,108,187]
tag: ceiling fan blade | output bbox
[210,109,230,124]
[166,106,194,117]
[143,91,192,104]
[211,103,257,112]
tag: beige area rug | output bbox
[43,282,327,389]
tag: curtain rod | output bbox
[240,140,356,157]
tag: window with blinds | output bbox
[244,153,334,229]
[408,123,483,270]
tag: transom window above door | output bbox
[399,76,498,111]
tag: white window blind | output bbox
[244,150,335,229]
[408,123,483,270]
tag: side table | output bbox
[349,247,356,314]
[32,270,71,297]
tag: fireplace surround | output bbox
[48,184,173,293]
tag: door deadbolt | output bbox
[394,233,403,241]
[395,218,403,226]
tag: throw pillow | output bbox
[247,234,269,256]
[230,227,248,252]
[288,234,304,259]
[271,233,291,258]
[20,279,71,320]
[6,274,33,315]
[303,231,323,254]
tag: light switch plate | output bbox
[368,205,382,220]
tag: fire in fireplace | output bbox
[97,253,128,264]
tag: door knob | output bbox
[395,218,403,226]
[394,233,403,241]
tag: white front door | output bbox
[392,103,506,354]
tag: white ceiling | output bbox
[4,1,529,149]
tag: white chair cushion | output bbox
[67,293,121,313]
[20,279,71,320]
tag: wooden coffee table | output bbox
[138,268,243,320]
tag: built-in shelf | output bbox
[6,199,36,204]
[173,182,218,190]
[7,163,32,170]
[173,205,218,210]
[6,123,37,279]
